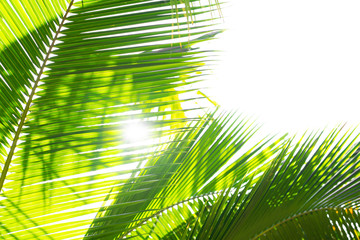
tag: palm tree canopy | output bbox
[1,0,360,239]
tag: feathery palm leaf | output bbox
[84,111,280,239]
[142,128,360,240]
[0,0,221,189]
[0,0,223,238]
[2,0,360,239]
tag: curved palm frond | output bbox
[84,111,279,239]
[254,207,360,239]
[143,128,360,240]
[2,0,360,239]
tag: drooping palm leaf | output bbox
[84,111,280,240]
[225,128,360,240]
[146,128,360,240]
[254,207,360,239]
[122,136,283,240]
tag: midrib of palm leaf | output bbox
[131,129,360,240]
[251,207,360,239]
[1,0,224,238]
[221,129,360,240]
[0,0,71,159]
[84,112,276,240]
[0,0,75,192]
[0,0,218,192]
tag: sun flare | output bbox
[123,121,149,142]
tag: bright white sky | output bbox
[205,0,360,135]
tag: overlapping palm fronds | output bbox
[134,129,360,240]
[1,0,360,239]
[0,0,223,238]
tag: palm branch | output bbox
[1,0,360,240]
[133,129,360,240]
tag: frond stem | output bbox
[251,207,350,239]
[119,191,220,238]
[0,0,75,192]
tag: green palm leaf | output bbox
[147,129,360,240]
[0,0,72,179]
[255,208,360,239]
[84,111,278,239]
[0,0,222,238]
[2,0,360,239]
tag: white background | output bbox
[205,0,360,135]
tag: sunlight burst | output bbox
[123,121,149,142]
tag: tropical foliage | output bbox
[1,0,360,239]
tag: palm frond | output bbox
[95,127,360,240]
[0,0,72,184]
[0,0,222,239]
[254,207,360,239]
[151,128,360,240]
[2,1,360,240]
[84,111,276,239]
